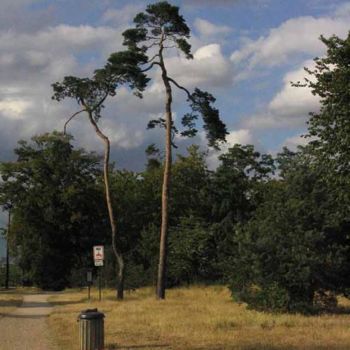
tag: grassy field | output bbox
[0,289,23,316]
[48,285,350,350]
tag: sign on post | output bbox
[93,245,104,261]
[87,270,93,284]
[93,245,104,267]
[86,269,93,300]
[93,245,104,301]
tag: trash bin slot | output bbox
[79,312,105,320]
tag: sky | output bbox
[1,0,350,166]
[0,0,350,237]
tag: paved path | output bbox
[0,293,59,350]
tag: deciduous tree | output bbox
[0,133,103,290]
[296,32,350,175]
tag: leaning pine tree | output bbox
[121,1,227,299]
[52,51,148,299]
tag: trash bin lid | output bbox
[79,308,105,320]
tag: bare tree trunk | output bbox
[5,209,10,290]
[156,48,172,299]
[87,111,125,299]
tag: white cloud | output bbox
[0,24,126,99]
[0,23,146,162]
[101,4,143,25]
[75,122,146,152]
[184,0,243,7]
[136,43,233,114]
[0,25,123,60]
[195,44,222,59]
[194,18,232,38]
[0,0,53,32]
[333,2,350,17]
[226,129,255,146]
[0,3,234,170]
[0,27,231,161]
[230,11,350,74]
[268,60,319,115]
[165,43,233,88]
[0,99,33,120]
[242,60,319,129]
[282,133,316,151]
[205,128,261,169]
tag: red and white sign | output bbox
[93,245,104,261]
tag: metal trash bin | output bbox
[78,308,105,350]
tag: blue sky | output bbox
[0,0,349,167]
[0,0,349,255]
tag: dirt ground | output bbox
[0,293,59,350]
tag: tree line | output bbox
[1,1,349,313]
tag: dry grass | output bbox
[0,289,24,316]
[48,286,350,350]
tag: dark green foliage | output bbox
[189,89,227,149]
[121,1,226,149]
[147,118,166,130]
[208,144,275,281]
[136,224,160,286]
[229,147,350,313]
[297,32,350,175]
[5,32,350,305]
[124,2,192,57]
[138,2,190,38]
[121,1,227,299]
[145,144,162,171]
[0,133,105,290]
[126,146,215,287]
[0,259,22,288]
[125,143,274,288]
[217,36,350,312]
[109,170,150,253]
[135,217,218,288]
[145,87,227,149]
[210,144,275,226]
[122,28,147,52]
[52,50,149,118]
[101,169,162,288]
[130,145,273,287]
[52,45,151,299]
[180,113,198,138]
[52,75,112,122]
[176,38,192,59]
[104,50,149,97]
[170,145,211,220]
[168,216,217,286]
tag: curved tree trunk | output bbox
[87,111,125,299]
[156,42,173,299]
[5,209,11,290]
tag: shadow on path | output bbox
[0,300,21,307]
[0,293,58,349]
[4,314,47,319]
[107,344,170,349]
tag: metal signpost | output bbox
[86,270,93,300]
[93,245,104,301]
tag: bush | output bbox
[227,162,350,313]
[231,282,290,312]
